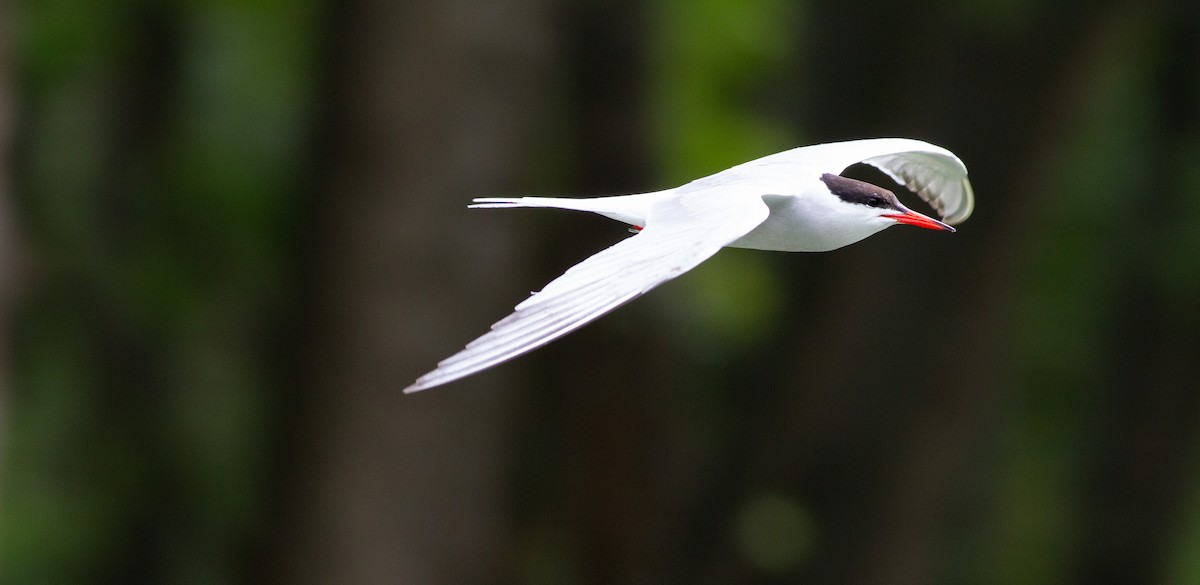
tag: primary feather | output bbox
[406,191,769,392]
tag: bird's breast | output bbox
[727,193,887,252]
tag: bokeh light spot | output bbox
[732,492,815,574]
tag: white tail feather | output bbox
[467,194,660,227]
[468,197,525,209]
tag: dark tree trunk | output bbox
[271,1,552,583]
[522,2,662,584]
[0,0,16,486]
[1072,10,1200,584]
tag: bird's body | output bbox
[406,138,973,393]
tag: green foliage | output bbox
[650,0,799,181]
[4,0,318,582]
[733,492,815,574]
[649,0,796,360]
[6,0,1200,583]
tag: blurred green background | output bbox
[2,0,1200,584]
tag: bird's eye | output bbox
[867,196,886,208]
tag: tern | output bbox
[406,138,973,393]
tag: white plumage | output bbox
[406,138,972,393]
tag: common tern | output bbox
[406,138,973,393]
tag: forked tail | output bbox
[468,194,656,227]
[469,197,526,209]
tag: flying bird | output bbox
[406,138,973,393]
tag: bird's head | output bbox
[819,173,954,233]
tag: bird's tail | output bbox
[469,194,656,227]
[469,196,575,210]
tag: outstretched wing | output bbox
[404,192,770,393]
[713,138,974,225]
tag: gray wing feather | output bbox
[862,151,974,225]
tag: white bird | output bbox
[406,138,973,393]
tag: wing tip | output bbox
[403,377,434,394]
[942,177,975,225]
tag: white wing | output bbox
[712,138,974,225]
[404,192,770,393]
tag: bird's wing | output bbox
[404,192,770,393]
[721,138,975,224]
[860,147,974,225]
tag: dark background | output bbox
[3,0,1200,584]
